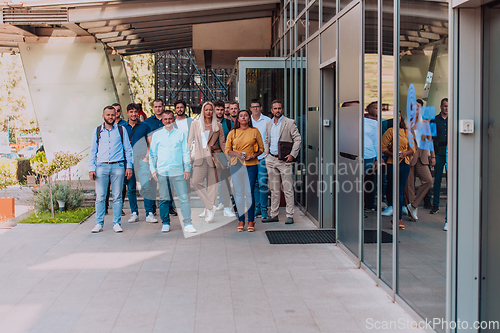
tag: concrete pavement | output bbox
[0,208,425,333]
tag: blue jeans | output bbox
[253,158,269,216]
[387,161,410,218]
[432,155,446,207]
[150,176,175,213]
[158,174,192,226]
[126,159,155,216]
[230,163,258,222]
[95,162,125,226]
[364,157,377,209]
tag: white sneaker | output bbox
[205,205,216,223]
[199,209,206,218]
[146,212,158,223]
[161,224,170,232]
[402,206,409,216]
[216,203,224,211]
[113,224,123,233]
[406,204,418,221]
[223,207,236,217]
[184,225,197,233]
[91,224,103,233]
[443,222,448,231]
[128,212,139,222]
[381,206,393,216]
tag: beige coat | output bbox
[408,125,435,167]
[188,120,226,167]
[264,116,302,159]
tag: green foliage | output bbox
[15,158,32,184]
[125,54,155,116]
[0,54,35,133]
[20,207,94,224]
[30,151,85,177]
[0,157,18,190]
[35,182,84,212]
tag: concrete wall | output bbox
[19,41,121,180]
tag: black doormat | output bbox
[265,230,392,245]
[364,230,393,244]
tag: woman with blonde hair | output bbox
[188,101,226,223]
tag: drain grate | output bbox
[265,230,392,245]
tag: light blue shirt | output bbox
[364,117,378,159]
[149,127,191,177]
[269,116,283,155]
[88,123,133,172]
[252,113,271,160]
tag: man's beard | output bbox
[104,118,115,126]
[164,123,174,130]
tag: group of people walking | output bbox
[88,98,302,234]
[363,98,448,230]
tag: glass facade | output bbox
[272,0,449,326]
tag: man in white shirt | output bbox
[250,99,271,218]
[174,99,193,138]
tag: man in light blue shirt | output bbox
[149,110,196,233]
[88,106,133,233]
[250,99,272,219]
[363,101,378,210]
[269,114,283,155]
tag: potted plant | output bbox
[0,158,18,220]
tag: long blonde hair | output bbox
[200,101,219,132]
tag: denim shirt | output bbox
[149,127,191,177]
[88,123,134,172]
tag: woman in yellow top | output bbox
[225,109,264,232]
[381,112,414,230]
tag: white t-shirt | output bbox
[176,118,189,138]
[202,130,210,149]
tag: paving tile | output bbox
[0,209,433,333]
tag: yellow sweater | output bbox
[224,128,264,166]
[381,127,413,164]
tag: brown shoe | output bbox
[247,221,255,232]
[399,219,405,230]
[237,221,245,232]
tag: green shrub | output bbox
[0,157,18,190]
[15,158,32,185]
[35,182,84,212]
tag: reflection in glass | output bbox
[380,0,394,288]
[245,68,284,115]
[323,0,337,24]
[340,0,352,12]
[362,0,378,274]
[397,0,448,327]
[309,2,320,36]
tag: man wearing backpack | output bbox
[89,106,133,233]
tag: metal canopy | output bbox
[0,0,279,55]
